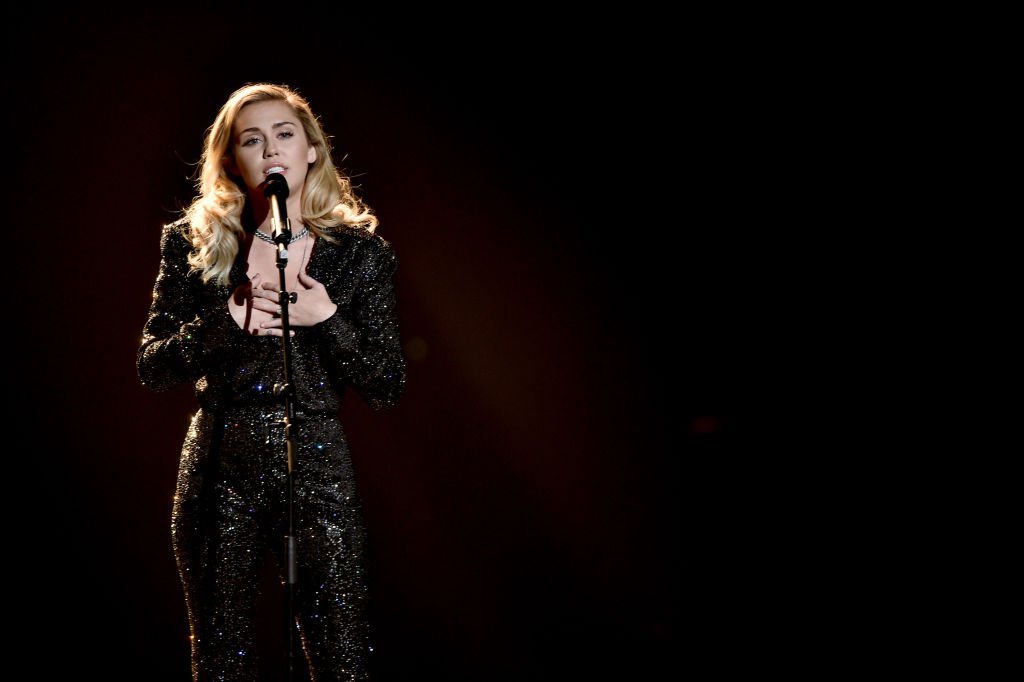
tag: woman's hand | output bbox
[228,272,294,337]
[255,271,339,332]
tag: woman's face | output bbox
[227,99,317,199]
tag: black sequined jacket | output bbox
[137,220,406,413]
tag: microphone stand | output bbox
[267,192,301,681]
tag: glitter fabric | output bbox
[138,220,405,680]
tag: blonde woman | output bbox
[138,82,405,680]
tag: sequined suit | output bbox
[137,220,405,681]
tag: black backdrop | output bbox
[10,7,735,680]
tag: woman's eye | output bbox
[243,137,261,146]
[279,131,294,139]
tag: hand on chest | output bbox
[228,234,316,335]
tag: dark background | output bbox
[11,7,735,680]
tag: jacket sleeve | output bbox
[315,238,407,410]
[136,224,220,391]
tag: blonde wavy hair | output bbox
[183,83,378,284]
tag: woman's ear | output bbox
[307,145,317,165]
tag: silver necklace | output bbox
[254,226,309,245]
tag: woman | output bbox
[138,82,406,680]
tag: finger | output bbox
[260,320,295,334]
[258,327,295,337]
[255,285,284,300]
[260,280,281,292]
[251,299,280,313]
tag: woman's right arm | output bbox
[137,223,208,391]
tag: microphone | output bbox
[263,172,291,247]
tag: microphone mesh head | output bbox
[263,172,290,199]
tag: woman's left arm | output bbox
[315,239,407,410]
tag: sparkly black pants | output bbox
[171,405,371,681]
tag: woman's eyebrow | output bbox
[237,121,297,137]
